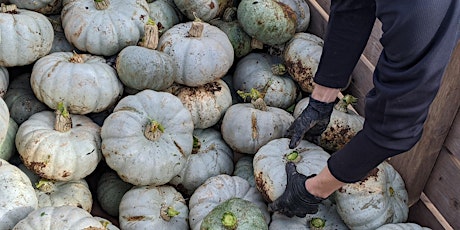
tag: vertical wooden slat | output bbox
[388,41,460,206]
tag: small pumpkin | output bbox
[169,128,234,196]
[220,89,294,154]
[334,161,409,230]
[233,52,300,109]
[0,97,9,144]
[16,103,102,181]
[232,155,255,187]
[61,0,149,56]
[293,94,365,152]
[201,197,269,230]
[0,159,38,230]
[12,205,106,229]
[0,66,8,97]
[158,19,234,87]
[101,89,194,186]
[116,21,176,92]
[165,80,233,129]
[188,174,270,230]
[148,0,184,36]
[119,185,189,230]
[0,4,53,67]
[96,170,133,217]
[283,32,324,93]
[93,217,121,230]
[0,117,18,161]
[9,0,63,15]
[31,52,123,115]
[34,178,93,212]
[375,223,431,230]
[237,0,296,46]
[278,0,310,32]
[174,0,232,22]
[253,138,329,202]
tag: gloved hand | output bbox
[268,162,324,217]
[287,96,336,148]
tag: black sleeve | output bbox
[313,0,376,89]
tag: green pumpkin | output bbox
[0,118,18,161]
[201,197,268,230]
[97,171,133,217]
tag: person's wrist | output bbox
[311,84,340,103]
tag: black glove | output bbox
[287,97,336,148]
[268,162,324,217]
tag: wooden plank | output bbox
[423,148,460,228]
[306,0,329,37]
[419,193,454,230]
[445,108,460,159]
[388,41,460,206]
[408,197,445,229]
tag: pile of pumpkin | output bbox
[0,0,431,229]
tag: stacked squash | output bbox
[0,0,431,229]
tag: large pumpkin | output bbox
[119,185,189,230]
[165,80,233,129]
[158,20,234,87]
[61,0,149,56]
[237,0,296,46]
[16,104,102,181]
[31,52,123,115]
[283,32,324,93]
[253,138,329,202]
[278,0,310,32]
[233,52,300,109]
[0,4,53,67]
[334,161,409,230]
[0,159,38,230]
[188,174,270,230]
[169,128,234,196]
[101,89,194,186]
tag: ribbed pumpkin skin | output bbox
[97,171,133,217]
[0,7,53,67]
[284,32,323,93]
[116,46,176,91]
[101,90,194,186]
[233,155,256,187]
[233,52,300,109]
[0,159,38,230]
[12,205,105,229]
[174,0,231,21]
[201,198,268,230]
[237,0,296,45]
[31,52,123,115]
[165,80,233,129]
[0,98,9,144]
[188,174,270,230]
[375,223,431,230]
[278,0,310,32]
[9,0,63,14]
[334,161,409,230]
[158,21,234,87]
[16,110,102,181]
[169,128,234,196]
[148,0,184,35]
[61,0,149,56]
[253,138,329,202]
[119,185,189,230]
[0,118,18,161]
[0,66,8,98]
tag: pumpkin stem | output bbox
[389,187,395,196]
[286,151,301,163]
[271,64,287,75]
[94,0,110,10]
[160,205,180,221]
[144,119,164,141]
[334,94,357,113]
[237,88,269,111]
[221,211,238,230]
[138,18,159,50]
[55,102,72,132]
[309,217,326,230]
[35,179,56,194]
[69,51,85,63]
[251,38,264,50]
[0,3,17,13]
[188,12,204,37]
[192,136,201,154]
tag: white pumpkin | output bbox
[253,138,330,202]
[0,159,38,230]
[101,89,194,186]
[188,174,270,230]
[61,0,149,56]
[0,97,10,144]
[119,185,189,230]
[148,0,184,35]
[169,128,234,196]
[334,161,409,230]
[233,155,256,187]
[31,52,123,115]
[375,223,431,230]
[174,0,232,21]
[0,4,53,67]
[0,117,18,161]
[0,66,8,98]
[158,20,234,87]
[9,0,63,14]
